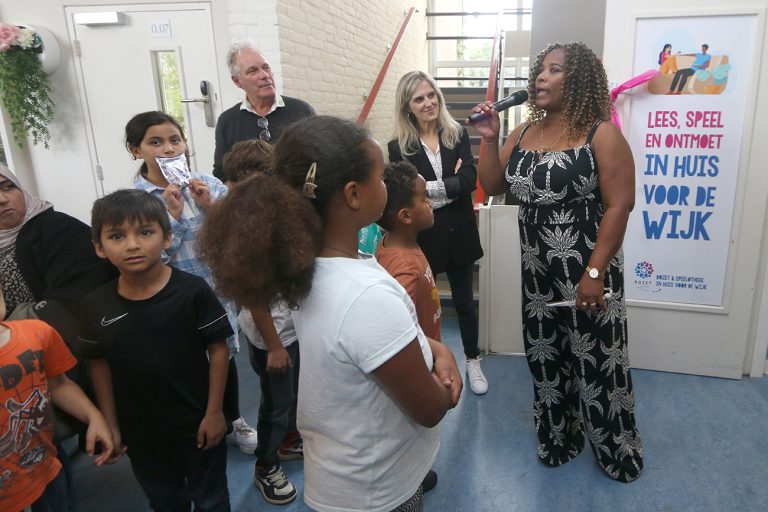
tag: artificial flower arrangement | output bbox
[0,23,54,148]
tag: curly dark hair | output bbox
[526,42,611,140]
[198,116,374,308]
[377,161,420,231]
[222,139,273,184]
[198,173,320,309]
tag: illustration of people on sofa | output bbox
[658,43,680,74]
[667,44,710,94]
[647,42,731,95]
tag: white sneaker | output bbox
[227,417,258,454]
[466,357,488,395]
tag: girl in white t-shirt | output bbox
[199,116,462,512]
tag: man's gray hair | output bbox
[226,41,261,78]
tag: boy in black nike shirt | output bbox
[79,189,232,511]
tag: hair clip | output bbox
[303,162,318,199]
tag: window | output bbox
[152,50,185,128]
[0,134,7,166]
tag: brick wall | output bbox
[277,0,428,147]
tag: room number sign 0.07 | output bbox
[151,19,172,38]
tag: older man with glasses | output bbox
[213,43,316,181]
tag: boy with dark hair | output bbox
[0,287,113,511]
[221,138,273,188]
[80,189,233,511]
[376,161,442,341]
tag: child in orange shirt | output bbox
[376,161,442,341]
[0,288,113,512]
[376,160,443,494]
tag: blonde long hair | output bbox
[393,71,461,156]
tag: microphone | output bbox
[466,90,529,124]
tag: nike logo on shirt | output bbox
[101,313,128,327]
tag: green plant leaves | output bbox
[0,47,54,148]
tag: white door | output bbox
[67,3,221,194]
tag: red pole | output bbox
[357,7,416,125]
[475,7,503,206]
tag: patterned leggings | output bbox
[389,486,424,512]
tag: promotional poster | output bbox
[624,14,757,306]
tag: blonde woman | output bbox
[389,71,487,395]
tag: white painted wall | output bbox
[604,1,768,377]
[530,0,606,57]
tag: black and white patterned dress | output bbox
[506,122,643,482]
[0,246,35,316]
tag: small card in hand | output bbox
[156,154,191,186]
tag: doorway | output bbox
[67,3,221,194]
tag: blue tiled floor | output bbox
[71,316,768,511]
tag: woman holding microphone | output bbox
[470,42,643,482]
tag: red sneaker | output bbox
[278,434,303,461]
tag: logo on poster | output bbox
[632,260,661,292]
[634,261,655,279]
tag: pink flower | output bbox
[0,24,21,52]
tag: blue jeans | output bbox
[30,465,69,512]
[247,341,300,467]
[128,440,230,512]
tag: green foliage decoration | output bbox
[0,25,55,148]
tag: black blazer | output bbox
[388,127,483,273]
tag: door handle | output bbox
[181,80,214,127]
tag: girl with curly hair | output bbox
[472,42,643,482]
[198,116,462,511]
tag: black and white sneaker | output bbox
[254,462,297,505]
